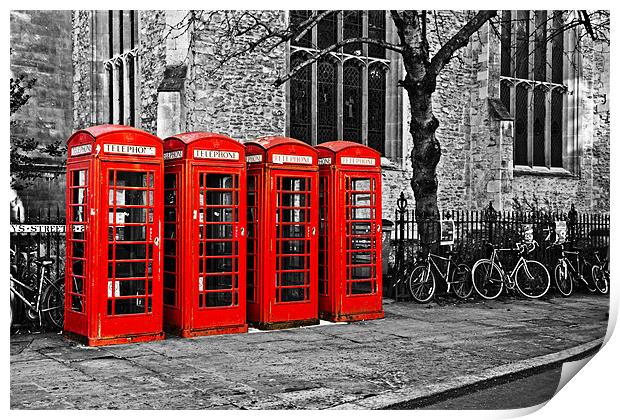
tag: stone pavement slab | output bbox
[10,293,608,409]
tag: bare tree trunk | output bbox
[392,11,442,245]
[406,81,442,248]
[391,10,496,246]
[407,83,441,219]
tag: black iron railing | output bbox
[10,204,66,329]
[388,192,610,299]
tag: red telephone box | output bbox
[163,132,248,337]
[315,141,384,322]
[245,137,319,329]
[64,125,165,346]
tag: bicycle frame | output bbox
[487,247,529,289]
[424,253,452,282]
[10,276,37,311]
[561,250,583,279]
[557,246,594,289]
[423,252,468,295]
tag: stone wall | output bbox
[583,39,610,212]
[11,10,73,149]
[72,10,92,130]
[188,10,287,140]
[381,166,413,221]
[431,12,479,212]
[466,17,512,211]
[139,11,168,134]
[10,10,73,211]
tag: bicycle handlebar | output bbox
[488,240,537,255]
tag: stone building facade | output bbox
[10,10,73,211]
[66,10,610,219]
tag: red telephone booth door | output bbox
[65,162,90,337]
[100,163,162,337]
[163,166,182,321]
[192,167,245,329]
[339,172,382,315]
[268,170,318,322]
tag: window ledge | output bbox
[380,157,404,171]
[513,165,575,178]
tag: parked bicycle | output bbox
[593,249,610,294]
[471,241,550,300]
[552,244,608,296]
[10,248,64,330]
[408,245,473,303]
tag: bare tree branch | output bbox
[428,10,497,78]
[579,10,596,40]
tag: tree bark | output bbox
[407,83,441,218]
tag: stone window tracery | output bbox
[104,10,138,127]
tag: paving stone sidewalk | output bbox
[10,293,609,409]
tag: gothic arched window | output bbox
[287,10,401,159]
[368,64,386,155]
[342,61,362,143]
[290,53,312,142]
[500,10,570,170]
[317,58,337,142]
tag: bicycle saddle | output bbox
[34,258,54,267]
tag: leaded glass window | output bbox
[514,83,528,166]
[290,10,312,48]
[290,54,312,143]
[317,10,337,50]
[317,59,337,142]
[368,11,386,58]
[368,64,386,154]
[499,11,512,113]
[343,10,362,55]
[343,62,362,143]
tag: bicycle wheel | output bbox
[41,281,64,330]
[592,265,609,294]
[451,263,473,299]
[553,261,573,297]
[408,264,436,303]
[472,259,503,299]
[515,260,550,299]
